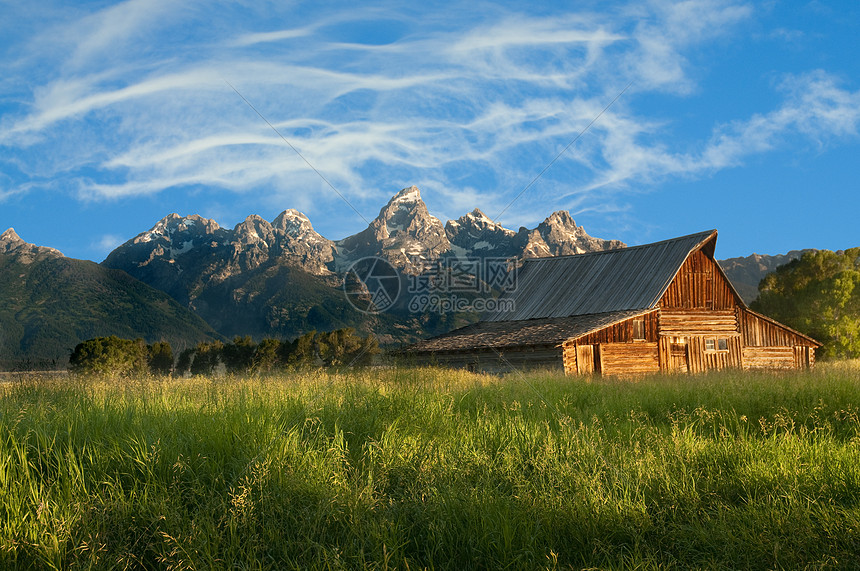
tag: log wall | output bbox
[686,336,743,372]
[742,345,814,370]
[659,309,739,335]
[658,337,688,373]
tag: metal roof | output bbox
[484,230,718,321]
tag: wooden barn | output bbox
[405,230,820,376]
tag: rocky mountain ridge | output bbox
[106,186,623,280]
[1,228,64,263]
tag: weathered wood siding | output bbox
[737,309,817,369]
[659,337,689,373]
[660,250,738,310]
[795,346,814,368]
[563,342,659,376]
[686,336,743,372]
[658,335,743,373]
[562,344,596,375]
[742,345,814,370]
[598,342,660,376]
[659,309,739,335]
[739,309,815,347]
[742,346,796,370]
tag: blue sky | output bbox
[1,0,858,261]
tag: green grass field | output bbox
[2,365,860,570]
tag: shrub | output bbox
[69,336,148,376]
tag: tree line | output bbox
[69,328,379,376]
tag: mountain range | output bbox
[100,186,625,341]
[1,186,800,369]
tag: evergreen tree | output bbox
[175,348,195,377]
[280,331,318,367]
[317,328,378,367]
[222,336,256,374]
[147,341,174,376]
[190,341,223,375]
[252,338,282,373]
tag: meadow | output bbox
[2,365,860,570]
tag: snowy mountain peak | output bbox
[273,209,313,235]
[335,185,449,274]
[234,215,275,247]
[276,208,310,223]
[140,213,221,243]
[524,211,625,257]
[388,185,421,207]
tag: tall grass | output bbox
[2,365,860,569]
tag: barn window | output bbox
[632,318,645,341]
[718,338,728,351]
[705,339,715,351]
[705,338,729,352]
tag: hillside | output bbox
[719,250,813,304]
[0,229,220,370]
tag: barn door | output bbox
[576,345,595,374]
[794,346,811,369]
[669,342,688,373]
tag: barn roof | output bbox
[484,229,723,322]
[406,309,652,353]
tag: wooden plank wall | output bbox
[562,345,576,374]
[742,345,814,370]
[686,336,743,372]
[794,346,814,368]
[743,346,796,370]
[658,337,686,372]
[739,309,815,347]
[598,343,660,376]
[562,344,596,375]
[660,250,738,310]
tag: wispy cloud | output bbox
[0,0,857,240]
[559,70,860,201]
